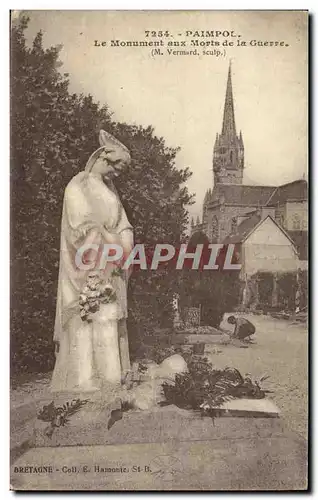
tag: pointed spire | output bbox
[221,62,236,139]
[196,215,200,225]
[239,130,244,145]
[204,189,212,204]
[213,133,219,150]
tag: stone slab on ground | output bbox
[11,375,53,459]
[34,401,280,449]
[11,422,307,490]
[218,398,280,417]
[11,390,117,462]
[11,401,37,449]
[11,397,53,463]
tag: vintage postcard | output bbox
[10,10,308,491]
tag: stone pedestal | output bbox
[34,399,281,449]
[12,401,308,491]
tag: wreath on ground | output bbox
[161,356,270,420]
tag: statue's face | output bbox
[91,151,114,177]
[110,159,126,177]
[92,152,126,179]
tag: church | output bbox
[191,64,308,311]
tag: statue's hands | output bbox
[54,341,60,355]
[100,228,133,277]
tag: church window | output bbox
[211,215,219,241]
[275,208,285,227]
[203,204,208,223]
[280,213,285,227]
[231,217,237,232]
[292,213,301,230]
[230,151,233,163]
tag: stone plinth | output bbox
[12,412,307,491]
[34,399,280,449]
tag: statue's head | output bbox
[85,130,131,179]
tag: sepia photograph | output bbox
[10,10,308,491]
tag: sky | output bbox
[21,10,308,220]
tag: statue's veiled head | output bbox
[85,130,131,179]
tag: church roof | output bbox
[223,213,306,261]
[211,184,275,206]
[265,180,308,205]
[286,230,308,261]
[223,213,299,250]
[223,211,261,244]
[211,179,308,207]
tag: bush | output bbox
[12,334,55,374]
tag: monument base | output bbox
[12,405,307,491]
[34,399,281,448]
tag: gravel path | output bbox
[207,313,308,439]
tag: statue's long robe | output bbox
[51,172,133,392]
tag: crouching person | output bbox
[227,315,256,342]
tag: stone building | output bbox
[191,63,308,310]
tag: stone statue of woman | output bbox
[51,130,133,393]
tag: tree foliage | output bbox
[11,17,194,373]
[178,231,241,326]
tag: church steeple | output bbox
[222,62,236,138]
[213,62,244,185]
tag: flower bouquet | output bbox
[79,272,117,322]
